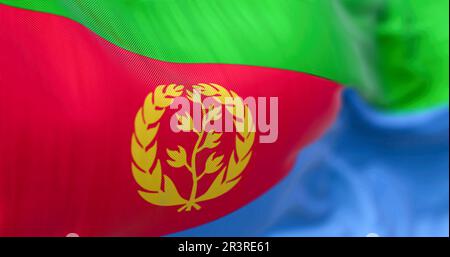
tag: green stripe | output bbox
[1,0,448,112]
[374,0,449,110]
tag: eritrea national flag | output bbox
[0,3,341,236]
[0,1,448,237]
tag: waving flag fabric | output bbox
[0,0,448,237]
[1,0,448,111]
[0,3,341,236]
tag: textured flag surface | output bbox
[1,0,448,111]
[0,4,340,236]
[0,1,448,237]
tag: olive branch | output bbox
[167,98,224,211]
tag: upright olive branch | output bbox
[177,104,208,212]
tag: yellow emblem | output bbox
[131,83,255,211]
